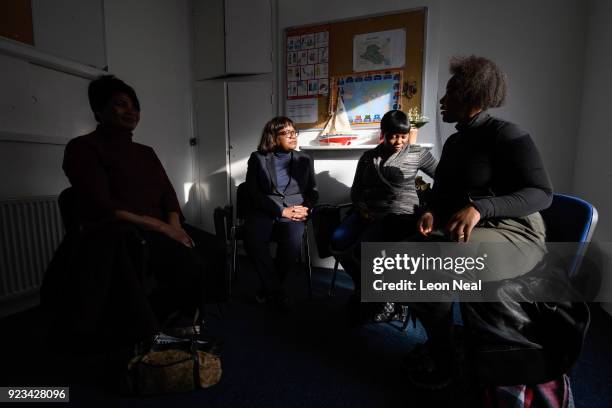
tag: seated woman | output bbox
[243,117,318,310]
[42,75,225,347]
[331,110,437,319]
[407,56,554,390]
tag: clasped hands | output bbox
[417,204,481,242]
[282,205,309,221]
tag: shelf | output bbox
[0,131,69,146]
[0,37,107,79]
[299,144,378,151]
[299,143,434,151]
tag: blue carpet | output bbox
[0,260,610,407]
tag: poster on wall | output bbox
[353,28,406,72]
[286,98,318,123]
[333,69,402,126]
[286,25,330,100]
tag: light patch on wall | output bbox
[228,156,250,186]
[183,182,194,204]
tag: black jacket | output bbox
[245,150,318,217]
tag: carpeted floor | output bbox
[0,259,611,407]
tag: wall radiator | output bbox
[0,196,63,316]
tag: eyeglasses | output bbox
[278,129,299,139]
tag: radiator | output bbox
[0,196,63,307]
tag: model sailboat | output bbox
[316,97,359,145]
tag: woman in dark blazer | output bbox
[244,116,318,309]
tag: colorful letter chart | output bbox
[286,26,329,99]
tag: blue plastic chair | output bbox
[540,193,598,276]
[400,194,599,332]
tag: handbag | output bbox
[123,313,222,395]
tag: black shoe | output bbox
[255,289,268,304]
[373,302,397,323]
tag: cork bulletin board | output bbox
[285,8,426,130]
[0,0,34,45]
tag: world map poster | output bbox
[353,28,406,72]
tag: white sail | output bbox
[319,97,353,136]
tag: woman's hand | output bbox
[282,205,309,221]
[355,202,374,222]
[115,210,194,247]
[446,205,481,242]
[160,223,195,248]
[417,212,434,236]
[358,207,374,221]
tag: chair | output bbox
[323,178,432,298]
[540,193,598,276]
[311,203,353,296]
[57,187,151,290]
[214,205,234,296]
[229,182,313,299]
[465,193,597,388]
[58,187,81,234]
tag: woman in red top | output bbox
[44,76,225,346]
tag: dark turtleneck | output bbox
[63,125,181,224]
[273,150,292,193]
[430,112,553,223]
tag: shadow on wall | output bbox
[315,171,351,205]
[182,183,201,226]
[182,171,232,232]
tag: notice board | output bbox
[285,8,426,130]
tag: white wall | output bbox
[31,0,106,69]
[0,0,196,221]
[0,54,94,199]
[104,0,196,219]
[436,0,587,194]
[573,0,612,315]
[574,0,612,242]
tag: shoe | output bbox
[255,289,268,304]
[373,302,397,323]
[163,324,201,339]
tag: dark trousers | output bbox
[42,222,227,345]
[405,215,548,372]
[243,212,305,296]
[331,213,416,291]
[143,224,226,325]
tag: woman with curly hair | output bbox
[407,56,554,390]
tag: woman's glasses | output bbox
[278,129,299,139]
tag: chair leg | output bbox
[231,228,238,283]
[329,260,339,297]
[304,233,313,300]
[400,307,410,331]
